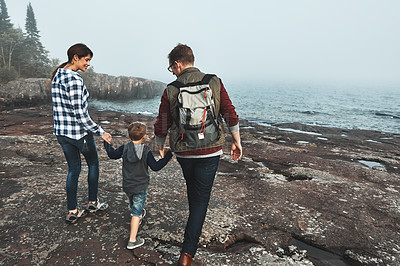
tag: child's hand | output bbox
[164,148,173,161]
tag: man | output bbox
[154,43,242,266]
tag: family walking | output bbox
[51,43,242,266]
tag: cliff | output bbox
[0,73,166,109]
[87,73,166,100]
[0,78,51,108]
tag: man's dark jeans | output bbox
[56,133,99,210]
[177,155,220,256]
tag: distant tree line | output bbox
[0,0,56,83]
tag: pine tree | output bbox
[25,3,39,41]
[22,2,49,77]
[0,0,13,34]
[0,0,14,69]
[0,0,22,82]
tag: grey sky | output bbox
[6,0,400,85]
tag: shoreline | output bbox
[89,98,400,136]
[1,105,400,265]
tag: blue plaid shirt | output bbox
[52,68,104,140]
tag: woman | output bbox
[51,43,112,223]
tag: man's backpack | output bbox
[169,74,220,149]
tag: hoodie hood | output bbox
[125,142,145,163]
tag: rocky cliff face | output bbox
[87,73,166,100]
[0,73,166,109]
[0,78,51,108]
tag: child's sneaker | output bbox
[139,208,146,225]
[127,237,145,249]
[65,209,87,224]
[87,199,108,213]
[140,208,146,218]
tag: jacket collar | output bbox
[179,67,199,76]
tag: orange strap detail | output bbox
[181,128,185,140]
[199,108,207,134]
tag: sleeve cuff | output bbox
[155,135,166,146]
[98,127,105,136]
[229,123,239,133]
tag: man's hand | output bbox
[231,141,242,161]
[101,132,112,144]
[230,130,242,161]
[158,145,165,158]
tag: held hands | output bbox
[158,145,165,158]
[158,145,172,159]
[102,132,112,144]
[163,148,172,159]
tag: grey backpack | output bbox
[169,74,220,148]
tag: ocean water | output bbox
[90,82,400,134]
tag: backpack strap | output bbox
[168,74,217,88]
[201,74,216,84]
[168,80,185,88]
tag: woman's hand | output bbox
[102,132,112,144]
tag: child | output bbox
[104,122,172,249]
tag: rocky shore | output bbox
[1,105,399,265]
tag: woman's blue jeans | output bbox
[177,155,220,257]
[56,134,99,211]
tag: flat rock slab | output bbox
[1,106,399,265]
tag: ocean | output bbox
[90,82,400,134]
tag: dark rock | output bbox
[1,105,400,265]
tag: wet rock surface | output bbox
[1,105,399,265]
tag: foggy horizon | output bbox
[5,0,400,86]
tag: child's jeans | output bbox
[126,189,147,217]
[56,133,99,210]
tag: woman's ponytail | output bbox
[51,62,68,81]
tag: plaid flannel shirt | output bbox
[52,68,104,140]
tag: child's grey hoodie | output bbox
[122,142,151,193]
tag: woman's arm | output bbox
[70,76,105,136]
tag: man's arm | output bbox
[219,79,239,131]
[219,79,242,160]
[154,89,171,155]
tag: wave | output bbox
[375,112,400,119]
[300,111,319,115]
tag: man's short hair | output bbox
[168,43,195,65]
[128,122,146,141]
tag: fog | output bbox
[6,0,400,85]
